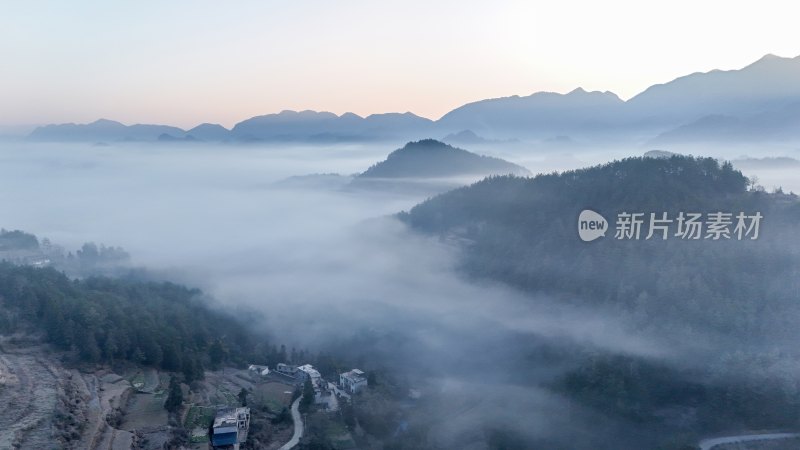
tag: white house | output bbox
[276,363,299,377]
[339,369,368,394]
[247,364,270,377]
[297,364,322,386]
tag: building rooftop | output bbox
[211,407,250,447]
[248,364,270,376]
[213,407,249,429]
[297,364,321,378]
[341,369,367,382]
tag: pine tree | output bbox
[209,339,227,369]
[164,375,183,413]
[300,378,314,413]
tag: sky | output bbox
[1,0,799,129]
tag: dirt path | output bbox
[278,397,303,450]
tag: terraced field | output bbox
[0,340,288,449]
[0,337,151,450]
[0,345,60,448]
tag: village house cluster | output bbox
[247,362,368,411]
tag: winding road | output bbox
[698,432,800,450]
[279,397,304,450]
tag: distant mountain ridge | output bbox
[628,54,800,125]
[187,123,231,141]
[25,54,800,144]
[231,110,434,141]
[437,87,626,138]
[651,101,800,145]
[28,119,187,142]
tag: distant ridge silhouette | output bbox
[26,54,800,144]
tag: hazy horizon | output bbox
[2,0,799,129]
[2,3,800,448]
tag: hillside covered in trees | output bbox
[357,139,530,179]
[400,156,800,448]
[0,263,265,381]
[399,156,799,335]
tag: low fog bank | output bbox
[0,141,675,446]
[0,141,692,361]
[1,140,798,447]
[209,215,670,357]
[0,141,407,259]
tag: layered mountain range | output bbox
[26,54,800,145]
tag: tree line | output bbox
[0,263,264,381]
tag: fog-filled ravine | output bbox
[0,137,799,449]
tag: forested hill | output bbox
[0,263,264,380]
[399,156,800,444]
[357,139,530,178]
[399,156,800,340]
[402,155,751,231]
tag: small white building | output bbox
[297,364,322,386]
[276,363,298,377]
[339,369,368,394]
[247,364,270,377]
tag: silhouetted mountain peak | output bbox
[567,87,623,102]
[340,112,363,120]
[231,108,434,141]
[189,122,228,131]
[740,53,799,71]
[391,139,450,154]
[442,130,487,145]
[91,119,125,127]
[273,110,339,119]
[438,86,625,138]
[28,119,185,142]
[627,54,800,127]
[186,123,230,141]
[357,139,529,179]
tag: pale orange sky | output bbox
[1,0,798,129]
